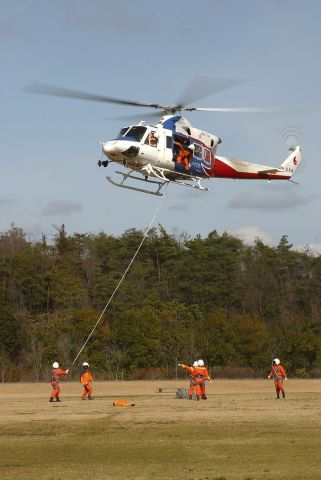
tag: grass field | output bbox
[1,379,321,479]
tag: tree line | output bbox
[0,224,320,381]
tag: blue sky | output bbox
[1,0,321,249]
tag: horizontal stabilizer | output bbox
[258,167,283,174]
[259,146,301,177]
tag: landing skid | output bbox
[142,164,209,192]
[106,170,167,196]
[106,164,209,196]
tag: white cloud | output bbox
[294,244,321,255]
[41,200,82,216]
[227,191,307,210]
[21,222,44,238]
[229,225,272,245]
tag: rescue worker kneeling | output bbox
[49,362,69,402]
[80,362,94,400]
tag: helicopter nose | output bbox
[102,141,122,157]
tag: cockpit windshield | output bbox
[118,127,130,137]
[123,126,147,142]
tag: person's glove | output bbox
[66,369,69,374]
[285,377,288,381]
[267,376,271,379]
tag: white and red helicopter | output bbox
[26,80,302,196]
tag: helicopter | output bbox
[25,81,302,196]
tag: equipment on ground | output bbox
[176,388,189,399]
[113,399,135,407]
[25,79,304,196]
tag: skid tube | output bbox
[106,170,167,196]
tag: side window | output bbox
[203,148,211,165]
[194,144,202,159]
[145,131,158,147]
[166,136,173,149]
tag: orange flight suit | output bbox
[268,364,287,397]
[80,368,94,400]
[196,365,210,399]
[175,142,192,171]
[182,365,198,398]
[50,368,68,400]
[193,366,210,399]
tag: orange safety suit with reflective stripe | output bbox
[50,368,68,399]
[268,365,287,394]
[194,365,210,398]
[181,364,199,397]
[80,369,94,399]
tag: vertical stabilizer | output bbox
[280,146,302,176]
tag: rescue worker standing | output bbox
[178,361,199,399]
[49,362,69,402]
[195,359,211,400]
[80,362,94,400]
[268,358,287,399]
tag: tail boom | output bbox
[212,146,301,180]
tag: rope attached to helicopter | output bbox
[71,184,168,365]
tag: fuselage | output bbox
[102,115,300,182]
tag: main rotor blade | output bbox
[191,106,321,113]
[109,111,163,123]
[24,83,162,109]
[178,77,245,106]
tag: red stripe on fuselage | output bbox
[204,158,290,180]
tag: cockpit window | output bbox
[123,126,147,142]
[119,127,130,136]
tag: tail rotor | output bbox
[279,126,305,172]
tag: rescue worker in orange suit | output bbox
[80,361,94,400]
[268,358,287,399]
[195,359,211,400]
[174,138,192,172]
[49,361,69,402]
[178,361,199,399]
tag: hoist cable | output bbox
[72,185,168,365]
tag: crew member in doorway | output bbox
[174,138,192,172]
[49,362,69,402]
[80,362,94,400]
[268,358,287,399]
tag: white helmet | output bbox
[193,361,199,367]
[198,359,204,367]
[52,362,59,368]
[273,358,280,365]
[82,362,89,367]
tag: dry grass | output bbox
[1,379,321,479]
